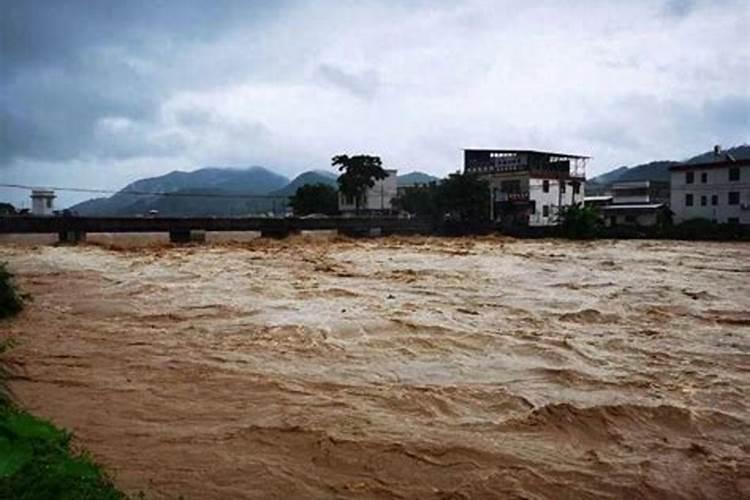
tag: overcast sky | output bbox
[2,0,749,207]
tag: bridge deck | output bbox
[0,216,433,235]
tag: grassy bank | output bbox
[0,406,126,499]
[0,263,128,499]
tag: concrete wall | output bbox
[670,165,750,224]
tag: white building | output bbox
[338,169,398,214]
[670,155,750,225]
[31,189,56,216]
[464,149,587,226]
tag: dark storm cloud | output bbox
[0,0,286,166]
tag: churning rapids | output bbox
[1,235,748,499]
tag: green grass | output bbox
[0,407,126,500]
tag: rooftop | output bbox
[669,157,750,171]
[463,149,590,159]
[601,203,666,211]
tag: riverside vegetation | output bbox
[0,263,127,499]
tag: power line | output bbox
[0,183,290,200]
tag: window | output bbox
[46,199,52,208]
[701,172,708,183]
[530,201,536,214]
[542,180,549,193]
[729,167,740,181]
[560,182,566,193]
[573,182,580,195]
[625,215,637,223]
[711,195,718,206]
[700,195,707,206]
[686,172,694,184]
[728,192,740,205]
[685,194,693,206]
[542,205,549,217]
[728,217,739,225]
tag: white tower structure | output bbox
[31,189,56,215]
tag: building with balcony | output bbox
[464,149,588,226]
[669,149,750,225]
[338,169,398,215]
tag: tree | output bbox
[0,203,16,215]
[393,182,440,219]
[558,203,602,239]
[435,172,490,223]
[288,183,339,216]
[333,154,388,214]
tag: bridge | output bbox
[0,216,434,243]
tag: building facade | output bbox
[464,149,587,226]
[600,180,670,227]
[31,189,56,216]
[338,169,398,214]
[670,158,750,224]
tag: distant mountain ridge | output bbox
[588,145,750,192]
[70,167,441,216]
[71,166,290,216]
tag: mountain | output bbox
[71,166,289,216]
[270,170,338,197]
[588,145,750,192]
[397,171,440,186]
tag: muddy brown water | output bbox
[1,235,749,499]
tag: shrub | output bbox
[0,263,24,320]
[558,204,602,239]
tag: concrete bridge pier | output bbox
[58,230,86,244]
[169,229,206,244]
[338,227,382,238]
[260,228,300,239]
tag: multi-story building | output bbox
[338,169,398,214]
[464,149,588,226]
[670,153,750,225]
[600,180,670,227]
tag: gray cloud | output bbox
[662,0,697,19]
[317,64,380,99]
[0,0,287,166]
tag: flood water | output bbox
[1,235,749,499]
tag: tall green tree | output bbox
[393,182,440,219]
[333,154,388,214]
[288,183,339,216]
[435,172,490,223]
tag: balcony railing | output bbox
[495,192,530,202]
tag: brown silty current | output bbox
[1,235,749,499]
